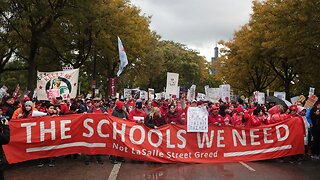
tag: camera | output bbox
[0,116,9,125]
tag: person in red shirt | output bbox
[165,104,183,125]
[208,106,224,126]
[159,101,169,117]
[55,96,70,115]
[128,100,146,124]
[88,98,106,114]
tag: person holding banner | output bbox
[145,107,166,129]
[16,101,35,119]
[208,106,223,126]
[128,100,146,124]
[159,101,169,118]
[165,104,183,125]
[110,100,128,164]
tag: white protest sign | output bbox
[309,87,315,97]
[196,93,206,101]
[274,92,286,101]
[206,88,221,102]
[258,92,265,104]
[155,93,161,100]
[123,89,132,99]
[166,72,179,96]
[187,85,196,101]
[37,69,79,100]
[291,96,299,104]
[148,88,155,100]
[204,85,209,95]
[187,107,208,132]
[219,84,230,103]
[140,91,147,100]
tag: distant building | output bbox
[211,46,219,64]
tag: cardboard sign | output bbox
[187,107,208,132]
[304,95,318,108]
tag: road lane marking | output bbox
[26,142,106,152]
[108,162,122,180]
[224,145,292,157]
[239,161,256,172]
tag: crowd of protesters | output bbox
[0,91,319,167]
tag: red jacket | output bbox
[165,111,183,125]
[59,103,70,115]
[128,108,146,122]
[160,106,169,118]
[208,114,224,125]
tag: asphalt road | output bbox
[4,155,320,180]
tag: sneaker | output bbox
[311,155,320,160]
[97,160,104,164]
[110,160,118,164]
[48,162,55,167]
[37,163,44,168]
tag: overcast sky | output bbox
[130,0,253,61]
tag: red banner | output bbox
[3,114,304,164]
[109,78,116,97]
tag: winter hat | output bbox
[289,105,298,112]
[162,101,169,108]
[151,101,158,107]
[25,101,33,107]
[116,101,124,110]
[234,106,244,113]
[211,105,219,112]
[136,99,143,109]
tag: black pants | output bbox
[311,126,320,155]
[0,167,4,180]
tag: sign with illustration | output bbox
[37,69,79,100]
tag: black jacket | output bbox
[112,107,128,119]
[0,124,10,169]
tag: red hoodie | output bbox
[128,108,146,122]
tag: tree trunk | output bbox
[27,35,39,96]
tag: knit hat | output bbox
[25,101,33,107]
[116,101,124,110]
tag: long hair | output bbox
[149,107,160,119]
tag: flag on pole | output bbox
[117,36,128,77]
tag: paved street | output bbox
[4,155,320,180]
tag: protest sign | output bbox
[309,87,315,98]
[187,107,208,132]
[140,91,147,100]
[274,92,286,101]
[166,72,179,96]
[207,88,221,102]
[219,84,230,103]
[187,85,196,101]
[4,114,304,164]
[148,88,155,100]
[109,78,117,97]
[204,85,209,96]
[304,95,318,108]
[123,89,132,99]
[37,69,79,100]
